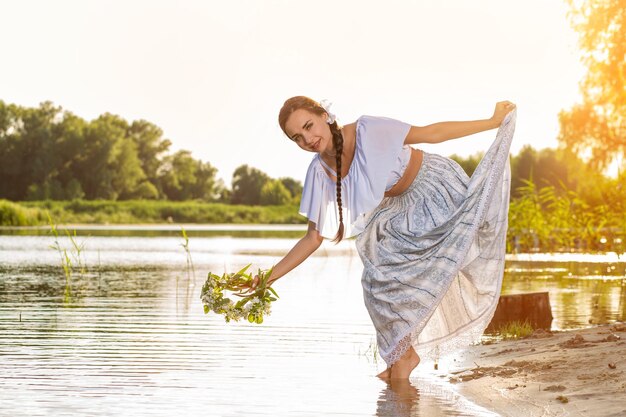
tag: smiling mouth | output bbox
[312,139,320,150]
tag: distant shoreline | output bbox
[0,199,306,226]
[2,199,625,255]
[0,223,308,231]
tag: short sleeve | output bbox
[298,115,412,239]
[298,156,338,238]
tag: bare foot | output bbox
[390,346,420,379]
[376,367,392,380]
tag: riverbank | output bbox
[0,199,305,226]
[2,199,624,253]
[445,323,626,416]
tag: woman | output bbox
[237,96,517,380]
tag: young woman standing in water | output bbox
[237,96,517,380]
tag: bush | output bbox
[17,199,306,225]
[0,200,40,226]
[260,180,292,206]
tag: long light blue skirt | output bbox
[355,110,517,366]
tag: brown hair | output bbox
[278,96,344,243]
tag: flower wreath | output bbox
[200,264,278,324]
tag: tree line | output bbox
[0,98,622,208]
[0,100,301,205]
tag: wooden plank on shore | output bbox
[485,291,553,333]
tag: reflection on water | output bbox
[0,230,624,416]
[376,377,499,416]
[504,259,626,329]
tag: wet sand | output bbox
[445,323,626,416]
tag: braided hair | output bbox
[278,96,345,244]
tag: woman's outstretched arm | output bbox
[238,221,323,293]
[404,101,515,145]
[267,221,323,284]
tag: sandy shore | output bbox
[443,322,626,416]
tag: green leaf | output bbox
[259,274,268,288]
[235,297,251,309]
[268,287,280,298]
[232,263,252,279]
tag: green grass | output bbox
[496,320,534,340]
[5,199,306,225]
[0,199,44,226]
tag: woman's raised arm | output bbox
[403,101,515,145]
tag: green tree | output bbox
[54,112,88,199]
[449,152,483,177]
[278,177,303,203]
[20,102,61,198]
[132,181,160,200]
[77,113,146,200]
[213,178,232,203]
[64,179,85,200]
[260,179,292,205]
[128,120,172,195]
[0,101,93,200]
[159,150,218,201]
[0,100,224,202]
[113,138,148,199]
[0,101,28,199]
[193,160,220,201]
[509,145,584,198]
[160,150,197,201]
[230,165,270,205]
[559,0,626,169]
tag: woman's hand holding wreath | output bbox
[200,264,278,324]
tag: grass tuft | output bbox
[496,320,534,340]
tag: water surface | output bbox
[1,229,624,416]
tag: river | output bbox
[1,226,624,416]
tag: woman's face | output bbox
[284,108,332,154]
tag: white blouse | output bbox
[298,115,412,239]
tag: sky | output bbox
[0,0,586,185]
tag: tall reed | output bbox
[47,212,73,302]
[507,179,625,253]
[177,226,196,312]
[47,212,88,302]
